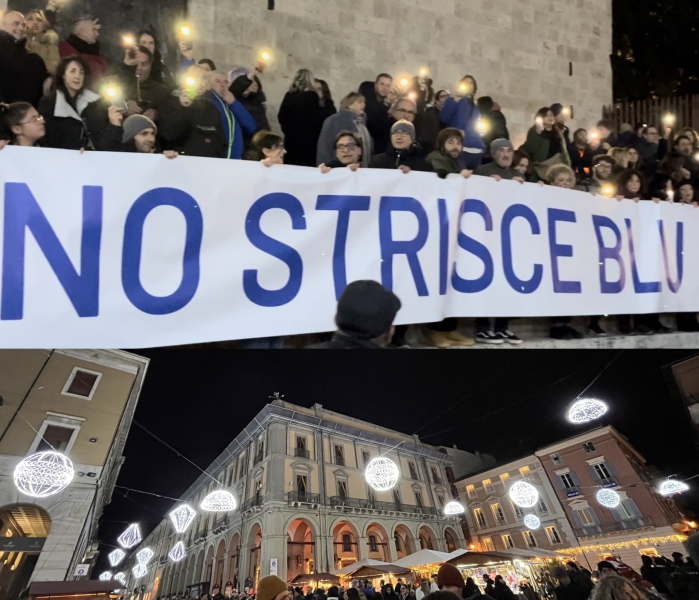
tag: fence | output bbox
[605,95,699,132]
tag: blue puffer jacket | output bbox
[440,97,486,152]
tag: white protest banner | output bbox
[0,147,693,348]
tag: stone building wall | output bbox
[187,0,613,144]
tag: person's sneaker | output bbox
[444,331,476,347]
[588,322,607,336]
[550,326,573,340]
[428,331,452,349]
[495,330,523,345]
[476,331,504,344]
[566,326,584,339]
[637,323,654,335]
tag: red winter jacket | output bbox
[58,35,108,85]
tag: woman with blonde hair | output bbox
[590,574,649,600]
[316,91,373,167]
[25,9,60,74]
[278,68,328,166]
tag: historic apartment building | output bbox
[0,350,149,600]
[454,455,576,556]
[664,355,699,442]
[120,401,466,599]
[535,426,686,570]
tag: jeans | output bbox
[476,318,510,333]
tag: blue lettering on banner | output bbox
[379,196,429,296]
[501,204,543,294]
[548,208,582,293]
[437,198,449,296]
[1,183,102,320]
[452,199,493,294]
[657,220,683,293]
[625,218,661,293]
[316,194,370,300]
[122,187,203,315]
[243,192,306,307]
[592,215,626,294]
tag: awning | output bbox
[334,559,410,577]
[289,573,340,585]
[394,548,468,568]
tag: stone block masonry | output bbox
[188,0,613,144]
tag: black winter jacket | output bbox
[278,89,328,167]
[370,145,433,172]
[158,95,226,158]
[38,91,108,150]
[0,31,48,106]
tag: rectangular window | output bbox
[62,368,102,400]
[483,479,493,493]
[367,487,376,505]
[437,495,445,508]
[500,473,510,485]
[334,445,345,466]
[575,508,595,526]
[491,503,506,525]
[519,466,530,478]
[338,481,348,499]
[501,534,514,548]
[618,501,633,519]
[559,473,576,489]
[415,492,423,508]
[362,451,370,466]
[467,485,476,499]
[538,499,548,513]
[474,508,487,529]
[522,531,537,548]
[409,462,418,480]
[342,534,352,552]
[551,453,562,465]
[593,463,612,480]
[431,467,442,484]
[512,503,524,519]
[296,436,306,450]
[393,490,402,509]
[583,442,596,453]
[369,535,378,552]
[545,526,562,545]
[297,475,307,494]
[482,538,495,552]
[36,424,74,453]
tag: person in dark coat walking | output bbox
[58,16,109,85]
[278,68,328,166]
[369,120,432,172]
[307,280,401,349]
[380,584,399,600]
[38,55,108,150]
[229,72,269,148]
[0,11,49,106]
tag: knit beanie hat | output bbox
[437,563,465,590]
[490,138,513,155]
[122,114,157,143]
[336,280,402,340]
[391,119,415,141]
[257,576,287,600]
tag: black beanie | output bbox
[336,280,401,339]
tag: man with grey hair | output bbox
[475,139,524,182]
[0,10,48,105]
[58,15,108,83]
[205,69,256,159]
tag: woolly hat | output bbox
[257,576,287,600]
[336,280,401,340]
[437,563,465,590]
[122,114,157,143]
[490,138,513,155]
[391,119,415,141]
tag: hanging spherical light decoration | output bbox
[169,541,187,562]
[567,399,608,424]
[201,490,237,512]
[365,457,400,491]
[523,514,541,530]
[444,501,465,515]
[108,548,126,567]
[99,571,113,581]
[169,504,197,533]
[14,451,74,498]
[509,481,539,508]
[117,523,142,549]
[658,479,689,496]
[132,563,148,579]
[596,488,621,508]
[114,573,127,586]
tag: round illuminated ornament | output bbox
[596,488,621,508]
[567,399,608,424]
[14,451,74,497]
[444,501,465,515]
[658,479,689,496]
[201,490,237,512]
[365,457,399,491]
[523,514,540,530]
[509,481,539,508]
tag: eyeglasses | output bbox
[336,143,357,151]
[20,115,44,125]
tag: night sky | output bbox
[95,349,699,572]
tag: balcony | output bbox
[574,516,654,537]
[253,453,264,465]
[193,528,208,545]
[599,477,618,488]
[329,496,437,516]
[287,491,320,504]
[432,475,443,485]
[294,448,310,459]
[241,494,264,512]
[335,456,345,466]
[213,515,228,532]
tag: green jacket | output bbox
[519,126,570,165]
[426,150,462,177]
[475,162,519,180]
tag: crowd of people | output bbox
[163,547,699,600]
[2,6,699,348]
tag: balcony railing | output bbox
[329,496,437,515]
[241,494,264,512]
[335,456,345,466]
[193,528,208,544]
[599,477,618,488]
[287,491,320,504]
[213,515,228,531]
[294,448,310,459]
[574,516,654,536]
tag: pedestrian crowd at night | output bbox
[2,6,699,349]
[161,545,699,600]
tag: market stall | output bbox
[393,548,470,583]
[289,573,341,587]
[334,559,409,588]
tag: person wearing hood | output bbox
[256,576,292,600]
[25,10,60,75]
[380,584,399,600]
[158,64,226,158]
[101,106,178,158]
[136,30,175,89]
[439,75,486,169]
[0,11,49,106]
[210,584,224,600]
[319,130,363,172]
[118,45,170,117]
[38,55,107,150]
[317,91,373,167]
[478,96,509,152]
[306,280,402,349]
[369,120,432,172]
[59,16,109,85]
[229,71,269,146]
[436,563,464,596]
[206,70,256,160]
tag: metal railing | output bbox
[563,486,583,498]
[241,494,265,511]
[599,477,618,488]
[287,491,320,503]
[294,448,310,459]
[335,456,345,466]
[193,528,208,544]
[574,516,653,536]
[432,475,443,485]
[328,496,437,515]
[213,515,228,530]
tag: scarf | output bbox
[65,33,101,56]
